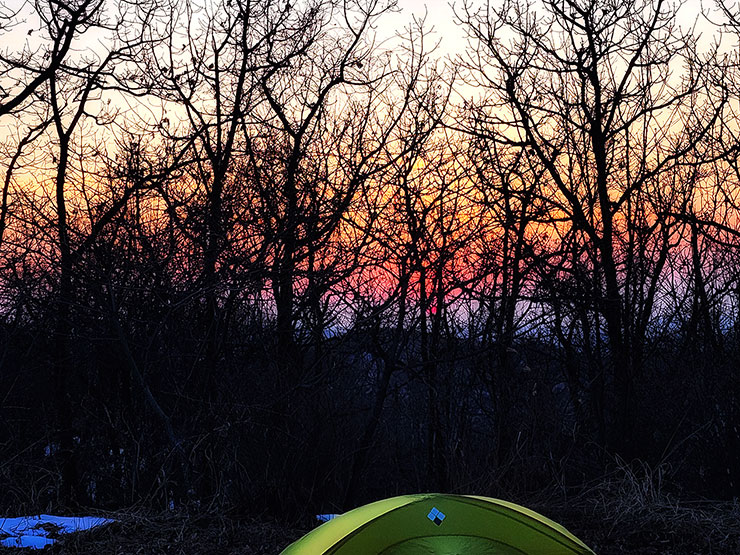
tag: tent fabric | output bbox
[280,493,595,555]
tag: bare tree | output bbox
[119,0,280,395]
[457,0,730,455]
[343,90,468,496]
[23,0,155,504]
[0,0,108,117]
[245,0,422,377]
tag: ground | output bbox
[0,499,737,554]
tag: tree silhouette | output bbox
[457,0,731,456]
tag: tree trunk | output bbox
[54,131,78,506]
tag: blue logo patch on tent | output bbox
[427,507,446,526]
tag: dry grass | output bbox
[570,499,740,555]
[544,460,740,554]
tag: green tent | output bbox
[280,493,595,554]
